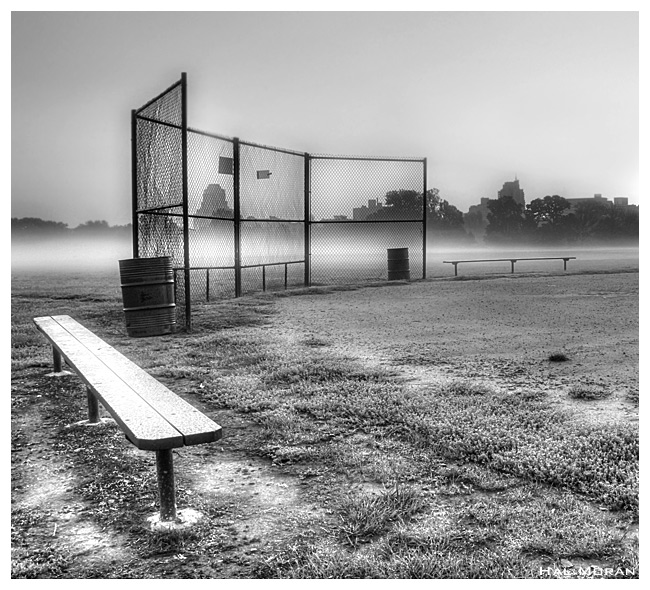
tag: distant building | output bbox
[612,197,638,212]
[353,199,384,221]
[498,179,525,207]
[464,198,491,239]
[194,184,233,230]
[564,193,609,212]
[562,193,640,214]
[463,178,525,240]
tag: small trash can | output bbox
[119,256,176,337]
[387,248,410,281]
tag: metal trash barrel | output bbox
[387,247,410,281]
[119,256,176,337]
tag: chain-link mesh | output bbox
[310,222,423,284]
[134,81,188,327]
[240,141,304,220]
[309,156,426,284]
[137,83,183,127]
[135,83,183,213]
[183,130,237,311]
[137,213,184,266]
[236,141,306,293]
[133,76,427,330]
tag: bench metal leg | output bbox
[156,449,177,521]
[87,387,100,423]
[53,347,62,372]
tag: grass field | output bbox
[11,266,639,579]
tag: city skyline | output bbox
[11,10,639,227]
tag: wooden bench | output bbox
[442,256,576,276]
[32,314,222,523]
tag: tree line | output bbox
[12,192,639,246]
[11,218,132,237]
[368,191,638,245]
[366,189,474,244]
[481,195,638,244]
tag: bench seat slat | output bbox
[51,315,222,446]
[33,316,184,450]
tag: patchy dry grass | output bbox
[11,270,638,579]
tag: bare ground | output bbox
[11,270,639,578]
[274,273,638,427]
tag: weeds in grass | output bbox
[337,485,427,547]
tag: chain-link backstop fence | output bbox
[132,74,427,330]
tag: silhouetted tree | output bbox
[428,190,466,231]
[373,189,429,220]
[370,188,465,226]
[525,195,572,242]
[526,195,571,226]
[558,201,638,242]
[368,188,472,242]
[564,201,610,241]
[463,209,487,239]
[484,196,527,243]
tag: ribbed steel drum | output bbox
[387,248,410,281]
[119,257,176,337]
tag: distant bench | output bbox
[33,315,222,523]
[442,257,577,276]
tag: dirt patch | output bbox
[273,273,639,427]
[11,376,329,578]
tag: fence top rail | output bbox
[313,218,423,224]
[133,77,183,116]
[443,257,577,264]
[239,138,307,158]
[187,126,234,143]
[134,113,182,130]
[310,154,426,163]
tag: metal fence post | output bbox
[181,72,192,331]
[131,109,139,259]
[233,137,242,297]
[422,157,428,279]
[304,152,311,287]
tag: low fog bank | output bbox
[11,234,133,273]
[427,241,639,276]
[427,240,639,256]
[11,233,639,278]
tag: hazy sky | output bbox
[11,10,639,227]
